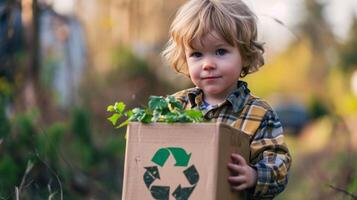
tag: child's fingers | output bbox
[227,163,245,174]
[231,153,247,165]
[231,183,247,191]
[227,175,246,184]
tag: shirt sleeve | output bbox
[250,109,292,199]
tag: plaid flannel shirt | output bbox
[172,81,291,199]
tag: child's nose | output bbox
[202,57,216,70]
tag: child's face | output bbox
[185,32,243,103]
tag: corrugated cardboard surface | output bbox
[122,122,250,200]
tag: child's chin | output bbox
[203,88,224,96]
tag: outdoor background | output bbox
[0,0,357,199]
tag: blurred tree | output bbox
[294,0,338,117]
[301,0,337,103]
[0,0,23,82]
[15,0,44,114]
[0,0,23,107]
[75,0,186,76]
[340,17,357,72]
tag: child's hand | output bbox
[227,153,257,191]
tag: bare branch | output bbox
[259,14,301,41]
[36,155,63,200]
[327,184,357,199]
[15,160,34,199]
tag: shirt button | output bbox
[208,112,213,118]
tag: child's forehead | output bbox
[185,31,234,49]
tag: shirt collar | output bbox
[187,88,203,109]
[187,81,250,112]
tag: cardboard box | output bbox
[122,122,251,200]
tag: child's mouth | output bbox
[201,76,222,80]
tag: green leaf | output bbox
[131,108,145,121]
[165,112,178,123]
[117,119,130,128]
[152,110,161,122]
[125,110,133,118]
[107,113,122,126]
[107,105,115,112]
[177,113,191,122]
[114,102,126,113]
[167,96,184,111]
[148,96,168,111]
[185,109,204,121]
[106,95,205,129]
[132,108,144,114]
[139,112,153,123]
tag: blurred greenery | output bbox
[111,46,150,78]
[0,104,127,199]
[340,18,357,72]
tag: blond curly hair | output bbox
[162,0,264,77]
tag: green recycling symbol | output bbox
[143,147,200,200]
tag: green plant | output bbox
[107,96,205,128]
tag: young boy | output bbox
[162,0,292,199]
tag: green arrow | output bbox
[151,148,170,167]
[151,147,191,167]
[168,147,191,167]
[183,165,199,184]
[172,185,195,200]
[150,186,170,200]
[144,166,160,179]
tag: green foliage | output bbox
[0,77,13,97]
[71,108,92,145]
[0,106,127,199]
[14,111,39,152]
[307,96,329,119]
[0,97,11,138]
[102,134,126,160]
[37,123,66,162]
[348,176,357,195]
[111,46,150,77]
[107,95,205,128]
[340,18,357,72]
[0,112,39,198]
[69,108,101,169]
[0,155,20,196]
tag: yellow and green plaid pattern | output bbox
[172,81,291,199]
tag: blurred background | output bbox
[0,0,356,199]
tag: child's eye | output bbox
[190,52,202,58]
[216,49,227,56]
